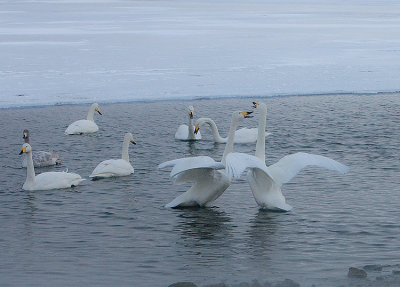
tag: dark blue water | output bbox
[1,94,400,286]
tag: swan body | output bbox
[90,133,136,179]
[225,102,349,211]
[175,105,202,140]
[20,143,84,191]
[159,111,253,208]
[22,129,61,168]
[65,103,102,135]
[195,117,269,143]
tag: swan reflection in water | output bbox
[174,208,233,251]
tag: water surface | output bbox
[0,94,399,286]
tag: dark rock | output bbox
[363,264,383,271]
[348,267,367,278]
[273,279,300,287]
[169,282,198,287]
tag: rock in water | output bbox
[168,282,198,287]
[348,267,367,278]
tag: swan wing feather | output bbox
[268,152,350,186]
[158,156,224,181]
[33,172,84,190]
[225,153,274,180]
[90,159,134,178]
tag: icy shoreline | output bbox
[1,0,400,109]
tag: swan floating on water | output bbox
[90,132,136,179]
[19,143,84,191]
[65,103,102,135]
[175,105,202,140]
[194,117,269,143]
[225,102,349,211]
[22,129,61,167]
[159,111,253,208]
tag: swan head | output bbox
[125,132,136,145]
[234,111,253,120]
[23,129,30,143]
[188,105,194,119]
[252,101,266,110]
[19,143,32,155]
[93,103,102,115]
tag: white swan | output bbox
[159,111,253,208]
[89,132,136,179]
[225,102,349,211]
[194,117,269,143]
[22,129,61,167]
[175,105,202,140]
[65,103,102,135]
[19,143,84,191]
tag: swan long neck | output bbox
[222,114,240,165]
[87,104,97,121]
[25,151,35,186]
[188,116,195,140]
[121,135,131,162]
[198,118,225,143]
[255,104,267,161]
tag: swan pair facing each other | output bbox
[19,133,137,190]
[65,103,102,135]
[21,129,61,168]
[160,102,349,211]
[175,105,261,143]
[160,110,254,208]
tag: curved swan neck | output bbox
[222,114,240,165]
[255,103,267,161]
[25,151,35,187]
[122,134,131,162]
[198,118,225,143]
[87,103,97,121]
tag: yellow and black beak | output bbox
[241,111,254,118]
[97,108,102,115]
[194,125,200,134]
[19,146,26,155]
[23,132,28,139]
[252,102,258,108]
[130,139,136,145]
[189,110,193,119]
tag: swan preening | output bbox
[159,111,253,208]
[175,105,202,140]
[19,143,84,191]
[225,102,349,211]
[90,133,136,179]
[65,103,102,135]
[22,129,61,167]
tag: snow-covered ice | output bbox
[1,0,399,108]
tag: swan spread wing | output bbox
[225,153,274,180]
[268,152,350,186]
[158,156,224,182]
